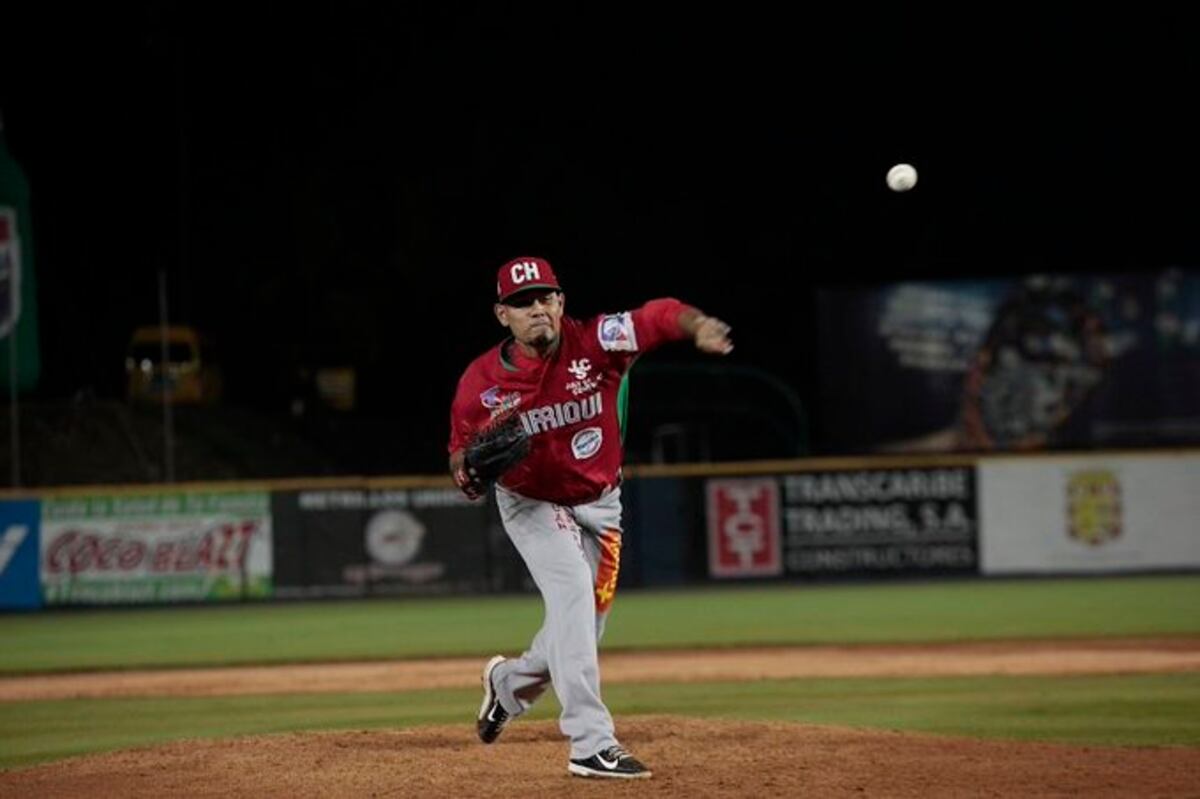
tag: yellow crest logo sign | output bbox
[1066,470,1122,546]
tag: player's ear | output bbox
[494,304,511,329]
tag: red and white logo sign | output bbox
[707,478,783,578]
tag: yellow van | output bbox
[125,325,222,405]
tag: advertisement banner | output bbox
[779,467,978,575]
[0,207,20,339]
[0,499,41,609]
[704,467,978,578]
[271,487,490,598]
[40,491,272,605]
[979,454,1200,574]
[817,271,1200,454]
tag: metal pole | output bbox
[158,270,176,482]
[176,31,190,325]
[8,326,17,486]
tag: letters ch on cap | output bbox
[511,261,540,284]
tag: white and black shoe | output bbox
[476,655,509,744]
[568,745,652,779]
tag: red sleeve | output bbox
[585,298,691,375]
[630,298,691,351]
[448,368,485,454]
[590,298,692,367]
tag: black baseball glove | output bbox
[457,414,531,498]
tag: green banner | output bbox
[40,490,274,606]
[44,491,270,520]
[0,120,41,391]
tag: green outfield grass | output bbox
[2,576,1198,771]
[2,673,1199,770]
[2,576,1198,674]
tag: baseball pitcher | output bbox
[448,256,732,780]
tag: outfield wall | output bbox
[1,450,1197,609]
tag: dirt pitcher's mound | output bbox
[4,716,1199,798]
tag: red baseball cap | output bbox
[497,256,561,303]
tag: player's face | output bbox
[496,290,564,349]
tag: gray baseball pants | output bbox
[490,484,624,760]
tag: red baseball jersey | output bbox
[449,298,691,505]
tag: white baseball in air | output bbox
[886,163,918,192]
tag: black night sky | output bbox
[2,7,1199,475]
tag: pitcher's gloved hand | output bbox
[458,413,530,498]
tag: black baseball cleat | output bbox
[476,655,509,744]
[568,745,652,779]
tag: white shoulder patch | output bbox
[597,312,639,352]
